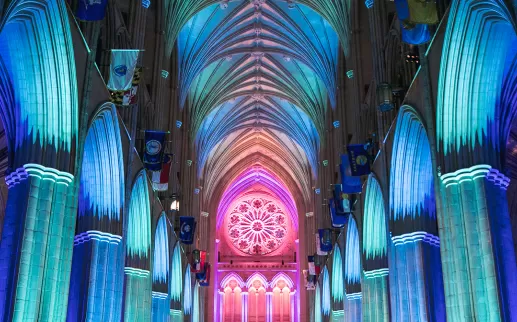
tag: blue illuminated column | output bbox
[0,0,78,319]
[152,292,169,322]
[124,170,152,321]
[0,164,74,322]
[68,104,125,322]
[435,1,517,319]
[344,218,362,322]
[152,213,170,322]
[389,107,445,322]
[362,175,389,322]
[440,166,517,321]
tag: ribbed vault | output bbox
[178,0,338,212]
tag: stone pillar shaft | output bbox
[440,166,517,321]
[0,164,74,322]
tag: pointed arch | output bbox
[220,273,246,289]
[270,272,294,290]
[0,0,78,169]
[363,174,387,271]
[68,102,125,321]
[246,272,269,290]
[184,264,193,315]
[153,213,169,284]
[322,266,331,316]
[437,0,517,171]
[390,106,436,235]
[331,245,344,303]
[389,106,445,321]
[170,242,183,302]
[127,170,152,261]
[345,218,361,285]
[78,102,124,230]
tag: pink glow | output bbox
[217,167,298,229]
[227,198,289,255]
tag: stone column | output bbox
[68,232,124,321]
[242,292,248,322]
[266,292,273,322]
[0,164,74,322]
[440,166,517,321]
[152,292,170,322]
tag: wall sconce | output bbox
[170,194,180,212]
[377,82,394,112]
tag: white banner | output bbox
[316,234,327,256]
[107,50,139,91]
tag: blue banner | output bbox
[144,131,166,171]
[340,154,362,193]
[329,197,350,229]
[75,0,108,21]
[394,0,432,45]
[318,229,333,252]
[401,23,431,45]
[179,216,196,245]
[199,263,211,287]
[347,144,371,176]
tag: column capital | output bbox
[5,163,74,188]
[440,164,491,187]
[440,165,511,190]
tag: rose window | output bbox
[227,198,288,255]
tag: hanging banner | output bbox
[107,50,139,91]
[75,0,108,21]
[316,234,327,256]
[179,216,196,245]
[191,250,206,273]
[303,270,316,291]
[401,23,431,45]
[308,256,316,275]
[144,131,166,171]
[152,154,172,191]
[394,0,438,25]
[329,198,349,229]
[347,144,371,176]
[110,67,143,106]
[200,263,211,287]
[394,0,434,45]
[340,154,362,193]
[318,229,333,252]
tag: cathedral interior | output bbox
[2,0,517,321]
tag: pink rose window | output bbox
[227,198,288,255]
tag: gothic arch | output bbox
[0,0,78,171]
[437,0,517,172]
[389,105,444,321]
[68,102,125,321]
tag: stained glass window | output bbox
[227,198,289,255]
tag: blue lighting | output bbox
[127,171,151,259]
[322,266,331,316]
[152,213,169,284]
[79,104,124,222]
[184,265,192,314]
[345,218,361,284]
[170,243,183,302]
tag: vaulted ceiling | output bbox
[175,0,344,222]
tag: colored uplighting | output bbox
[153,213,169,284]
[363,175,387,260]
[332,245,344,303]
[170,242,183,302]
[127,171,151,259]
[345,218,361,284]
